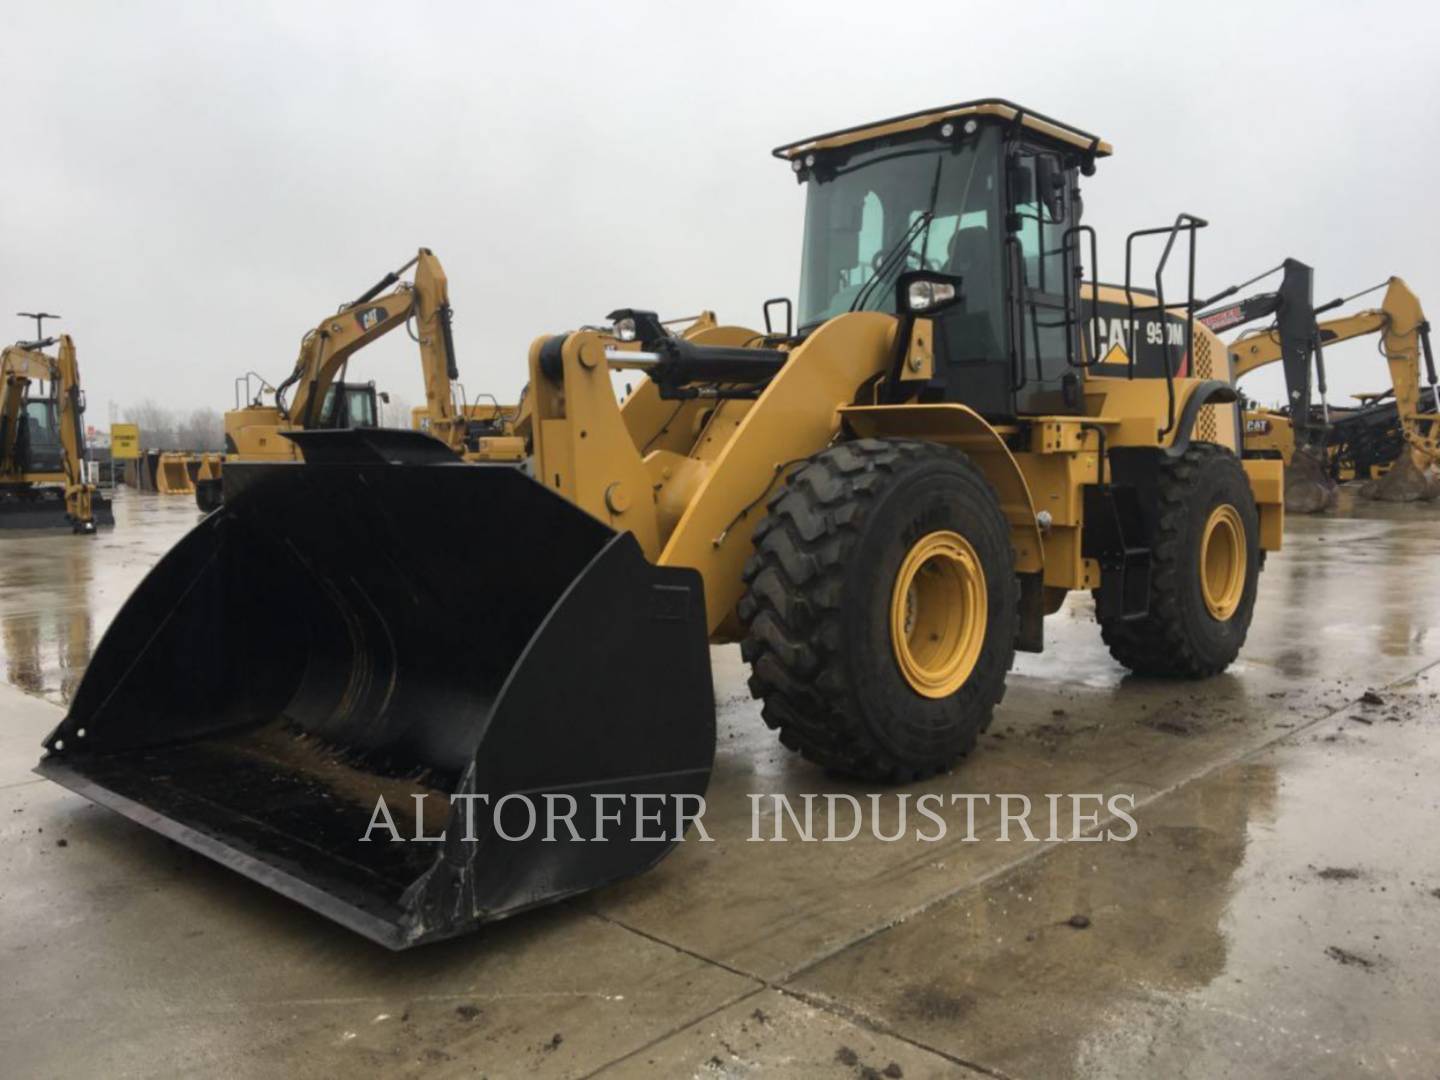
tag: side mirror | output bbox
[896,270,964,316]
[379,391,391,404]
[1036,154,1066,222]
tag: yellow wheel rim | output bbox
[1199,504,1246,621]
[890,530,987,698]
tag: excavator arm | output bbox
[279,249,464,448]
[1228,278,1439,461]
[1204,259,1327,450]
[53,335,97,525]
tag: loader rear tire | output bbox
[738,439,1017,782]
[1097,443,1260,678]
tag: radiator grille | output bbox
[1193,333,1219,443]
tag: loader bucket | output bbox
[155,453,196,495]
[37,429,715,949]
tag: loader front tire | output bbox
[738,439,1017,782]
[1098,443,1260,678]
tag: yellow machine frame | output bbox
[0,335,103,529]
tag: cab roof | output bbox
[772,98,1113,162]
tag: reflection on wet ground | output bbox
[0,488,198,706]
[0,481,1437,1077]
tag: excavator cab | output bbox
[316,380,383,430]
[16,397,64,473]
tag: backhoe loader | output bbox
[1221,273,1440,503]
[193,249,524,511]
[0,316,111,532]
[39,99,1283,949]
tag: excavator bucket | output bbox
[37,429,715,949]
[1283,443,1339,513]
[1361,450,1440,502]
[155,452,196,495]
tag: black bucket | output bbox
[37,430,715,948]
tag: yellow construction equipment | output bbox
[0,315,111,532]
[41,99,1282,947]
[193,249,524,510]
[1223,272,1439,504]
[193,375,388,511]
[153,452,197,495]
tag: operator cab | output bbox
[777,99,1148,421]
[317,380,383,430]
[17,396,63,472]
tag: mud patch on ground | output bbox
[1142,716,1200,737]
[899,984,974,1023]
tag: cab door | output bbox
[1006,146,1081,415]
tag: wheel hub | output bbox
[1199,504,1246,621]
[890,530,987,698]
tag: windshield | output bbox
[345,386,377,427]
[23,399,60,446]
[797,129,1000,330]
[318,384,378,429]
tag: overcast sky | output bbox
[4,0,1438,428]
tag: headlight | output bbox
[613,316,637,342]
[907,280,956,312]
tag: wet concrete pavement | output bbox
[1,486,1438,1078]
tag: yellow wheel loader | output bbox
[193,249,523,511]
[39,100,1282,948]
[1219,270,1440,505]
[0,315,112,532]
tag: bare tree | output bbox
[175,408,224,451]
[124,399,179,450]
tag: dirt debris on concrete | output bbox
[1324,945,1380,970]
[1315,866,1362,881]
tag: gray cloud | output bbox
[4,0,1437,425]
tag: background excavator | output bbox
[40,99,1283,949]
[193,249,524,511]
[1216,267,1440,506]
[0,314,111,532]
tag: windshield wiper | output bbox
[850,155,946,315]
[850,211,931,315]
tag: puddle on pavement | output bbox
[792,672,1440,1076]
[0,488,200,707]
